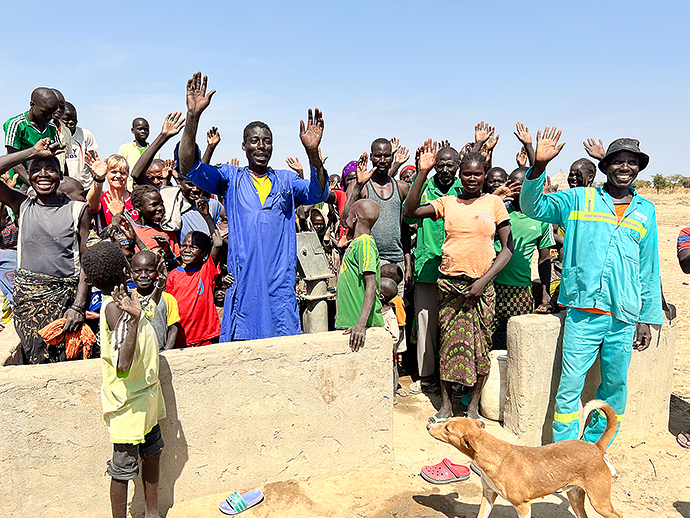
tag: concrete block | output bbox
[0,328,394,518]
[504,313,676,446]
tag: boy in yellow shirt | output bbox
[82,241,166,518]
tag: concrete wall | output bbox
[503,312,676,446]
[0,328,394,518]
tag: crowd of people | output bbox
[1,74,666,516]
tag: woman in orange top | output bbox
[404,141,513,421]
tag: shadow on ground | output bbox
[413,492,576,518]
[669,394,690,436]
[674,502,690,517]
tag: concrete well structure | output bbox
[0,328,394,518]
[503,312,676,446]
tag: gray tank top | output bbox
[18,197,85,278]
[367,179,404,262]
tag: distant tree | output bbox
[682,177,690,189]
[635,179,651,188]
[652,174,670,193]
[668,174,685,191]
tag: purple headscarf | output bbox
[341,161,357,190]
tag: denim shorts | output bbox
[106,424,164,481]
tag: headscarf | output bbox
[341,161,357,191]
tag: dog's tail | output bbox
[583,399,618,453]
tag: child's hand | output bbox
[207,126,221,147]
[151,234,172,255]
[197,198,210,215]
[285,157,303,175]
[162,158,176,180]
[113,284,142,320]
[211,228,223,248]
[119,218,136,241]
[229,158,240,167]
[343,323,366,352]
[156,254,168,286]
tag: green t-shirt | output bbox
[335,234,384,329]
[409,177,463,283]
[3,112,60,187]
[494,206,555,286]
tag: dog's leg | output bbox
[566,487,588,518]
[585,483,622,518]
[514,502,531,518]
[476,484,498,518]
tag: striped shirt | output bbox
[678,227,690,252]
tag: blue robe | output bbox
[178,148,329,341]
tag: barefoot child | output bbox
[335,198,384,352]
[166,230,222,347]
[81,241,165,518]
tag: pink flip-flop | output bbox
[420,458,470,484]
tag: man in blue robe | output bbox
[177,72,329,341]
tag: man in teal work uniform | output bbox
[406,146,463,393]
[520,128,662,444]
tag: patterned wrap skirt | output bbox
[13,268,78,364]
[437,274,495,386]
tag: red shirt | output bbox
[132,223,180,255]
[166,257,221,346]
[100,191,139,225]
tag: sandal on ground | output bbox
[409,380,423,394]
[219,489,264,515]
[428,414,449,425]
[420,458,470,484]
[678,430,690,449]
[396,386,410,397]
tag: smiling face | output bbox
[484,169,506,194]
[568,163,587,188]
[130,252,158,291]
[131,118,150,145]
[370,141,393,176]
[179,178,203,203]
[146,161,165,188]
[179,233,206,267]
[242,127,273,172]
[605,151,640,189]
[460,161,486,194]
[139,191,165,224]
[29,157,61,196]
[434,149,459,188]
[107,166,129,190]
[62,105,78,134]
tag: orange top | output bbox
[429,194,509,278]
[390,295,406,326]
[615,203,629,223]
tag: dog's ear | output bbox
[462,422,483,452]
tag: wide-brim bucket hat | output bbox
[598,138,650,173]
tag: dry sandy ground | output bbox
[168,192,690,518]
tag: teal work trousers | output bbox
[552,307,635,444]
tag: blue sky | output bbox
[1,1,688,181]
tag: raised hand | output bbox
[196,198,210,215]
[285,157,304,174]
[439,139,451,149]
[485,133,500,151]
[583,138,605,160]
[418,139,438,175]
[493,180,521,203]
[207,126,221,147]
[113,284,142,320]
[162,158,176,179]
[514,122,532,145]
[85,150,107,181]
[151,235,172,255]
[211,228,224,248]
[230,158,240,167]
[156,255,168,285]
[516,147,528,167]
[356,152,375,185]
[460,142,473,158]
[299,108,324,154]
[475,121,495,144]
[318,147,328,164]
[161,111,185,138]
[186,71,216,116]
[535,126,566,165]
[119,218,136,240]
[106,196,125,218]
[393,146,410,166]
[390,137,400,155]
[33,137,66,157]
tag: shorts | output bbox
[106,424,164,481]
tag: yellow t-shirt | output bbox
[161,291,181,326]
[429,194,510,279]
[251,173,272,206]
[100,295,166,444]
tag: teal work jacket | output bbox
[520,168,662,325]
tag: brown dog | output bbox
[427,400,621,518]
